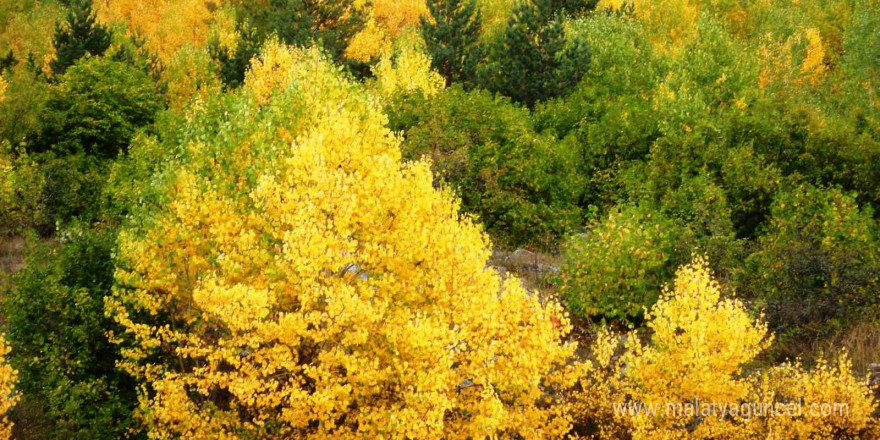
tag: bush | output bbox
[0,334,18,439]
[36,152,110,233]
[395,85,584,248]
[739,183,880,346]
[558,204,686,322]
[33,55,162,158]
[0,142,45,236]
[4,226,140,439]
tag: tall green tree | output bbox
[479,0,590,107]
[420,0,484,86]
[49,0,111,76]
[35,56,162,158]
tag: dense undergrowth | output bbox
[0,0,878,438]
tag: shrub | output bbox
[36,152,110,233]
[558,204,686,322]
[0,142,45,236]
[574,258,879,440]
[4,226,139,439]
[0,66,51,147]
[34,56,162,158]
[107,42,578,439]
[739,183,880,347]
[396,85,584,248]
[746,356,880,439]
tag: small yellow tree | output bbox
[371,32,445,98]
[800,28,827,86]
[0,334,18,439]
[109,41,578,439]
[346,0,428,61]
[576,258,878,440]
[622,257,771,438]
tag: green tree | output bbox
[4,227,141,439]
[478,0,590,107]
[419,0,484,86]
[558,204,687,322]
[34,56,162,158]
[212,0,365,87]
[49,0,111,77]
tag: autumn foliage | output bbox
[108,42,578,439]
[0,0,878,439]
[575,259,879,440]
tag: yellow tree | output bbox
[109,41,578,439]
[622,257,771,439]
[598,0,700,54]
[95,0,237,66]
[0,334,18,440]
[346,0,428,61]
[371,31,445,98]
[800,28,827,86]
[575,258,878,440]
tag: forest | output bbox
[0,0,878,438]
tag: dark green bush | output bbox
[4,226,140,439]
[34,55,162,158]
[738,183,880,344]
[394,85,584,248]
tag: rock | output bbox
[457,379,476,390]
[870,364,880,388]
[539,264,560,276]
[489,265,508,278]
[505,249,537,268]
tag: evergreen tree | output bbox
[479,0,590,107]
[208,24,261,89]
[213,0,364,88]
[547,0,599,16]
[420,0,484,86]
[49,0,112,77]
[0,51,16,73]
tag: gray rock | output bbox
[505,249,537,267]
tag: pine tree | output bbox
[0,51,16,73]
[479,0,590,107]
[420,0,484,86]
[49,0,112,77]
[213,0,364,88]
[547,0,599,16]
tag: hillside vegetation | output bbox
[0,0,878,438]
